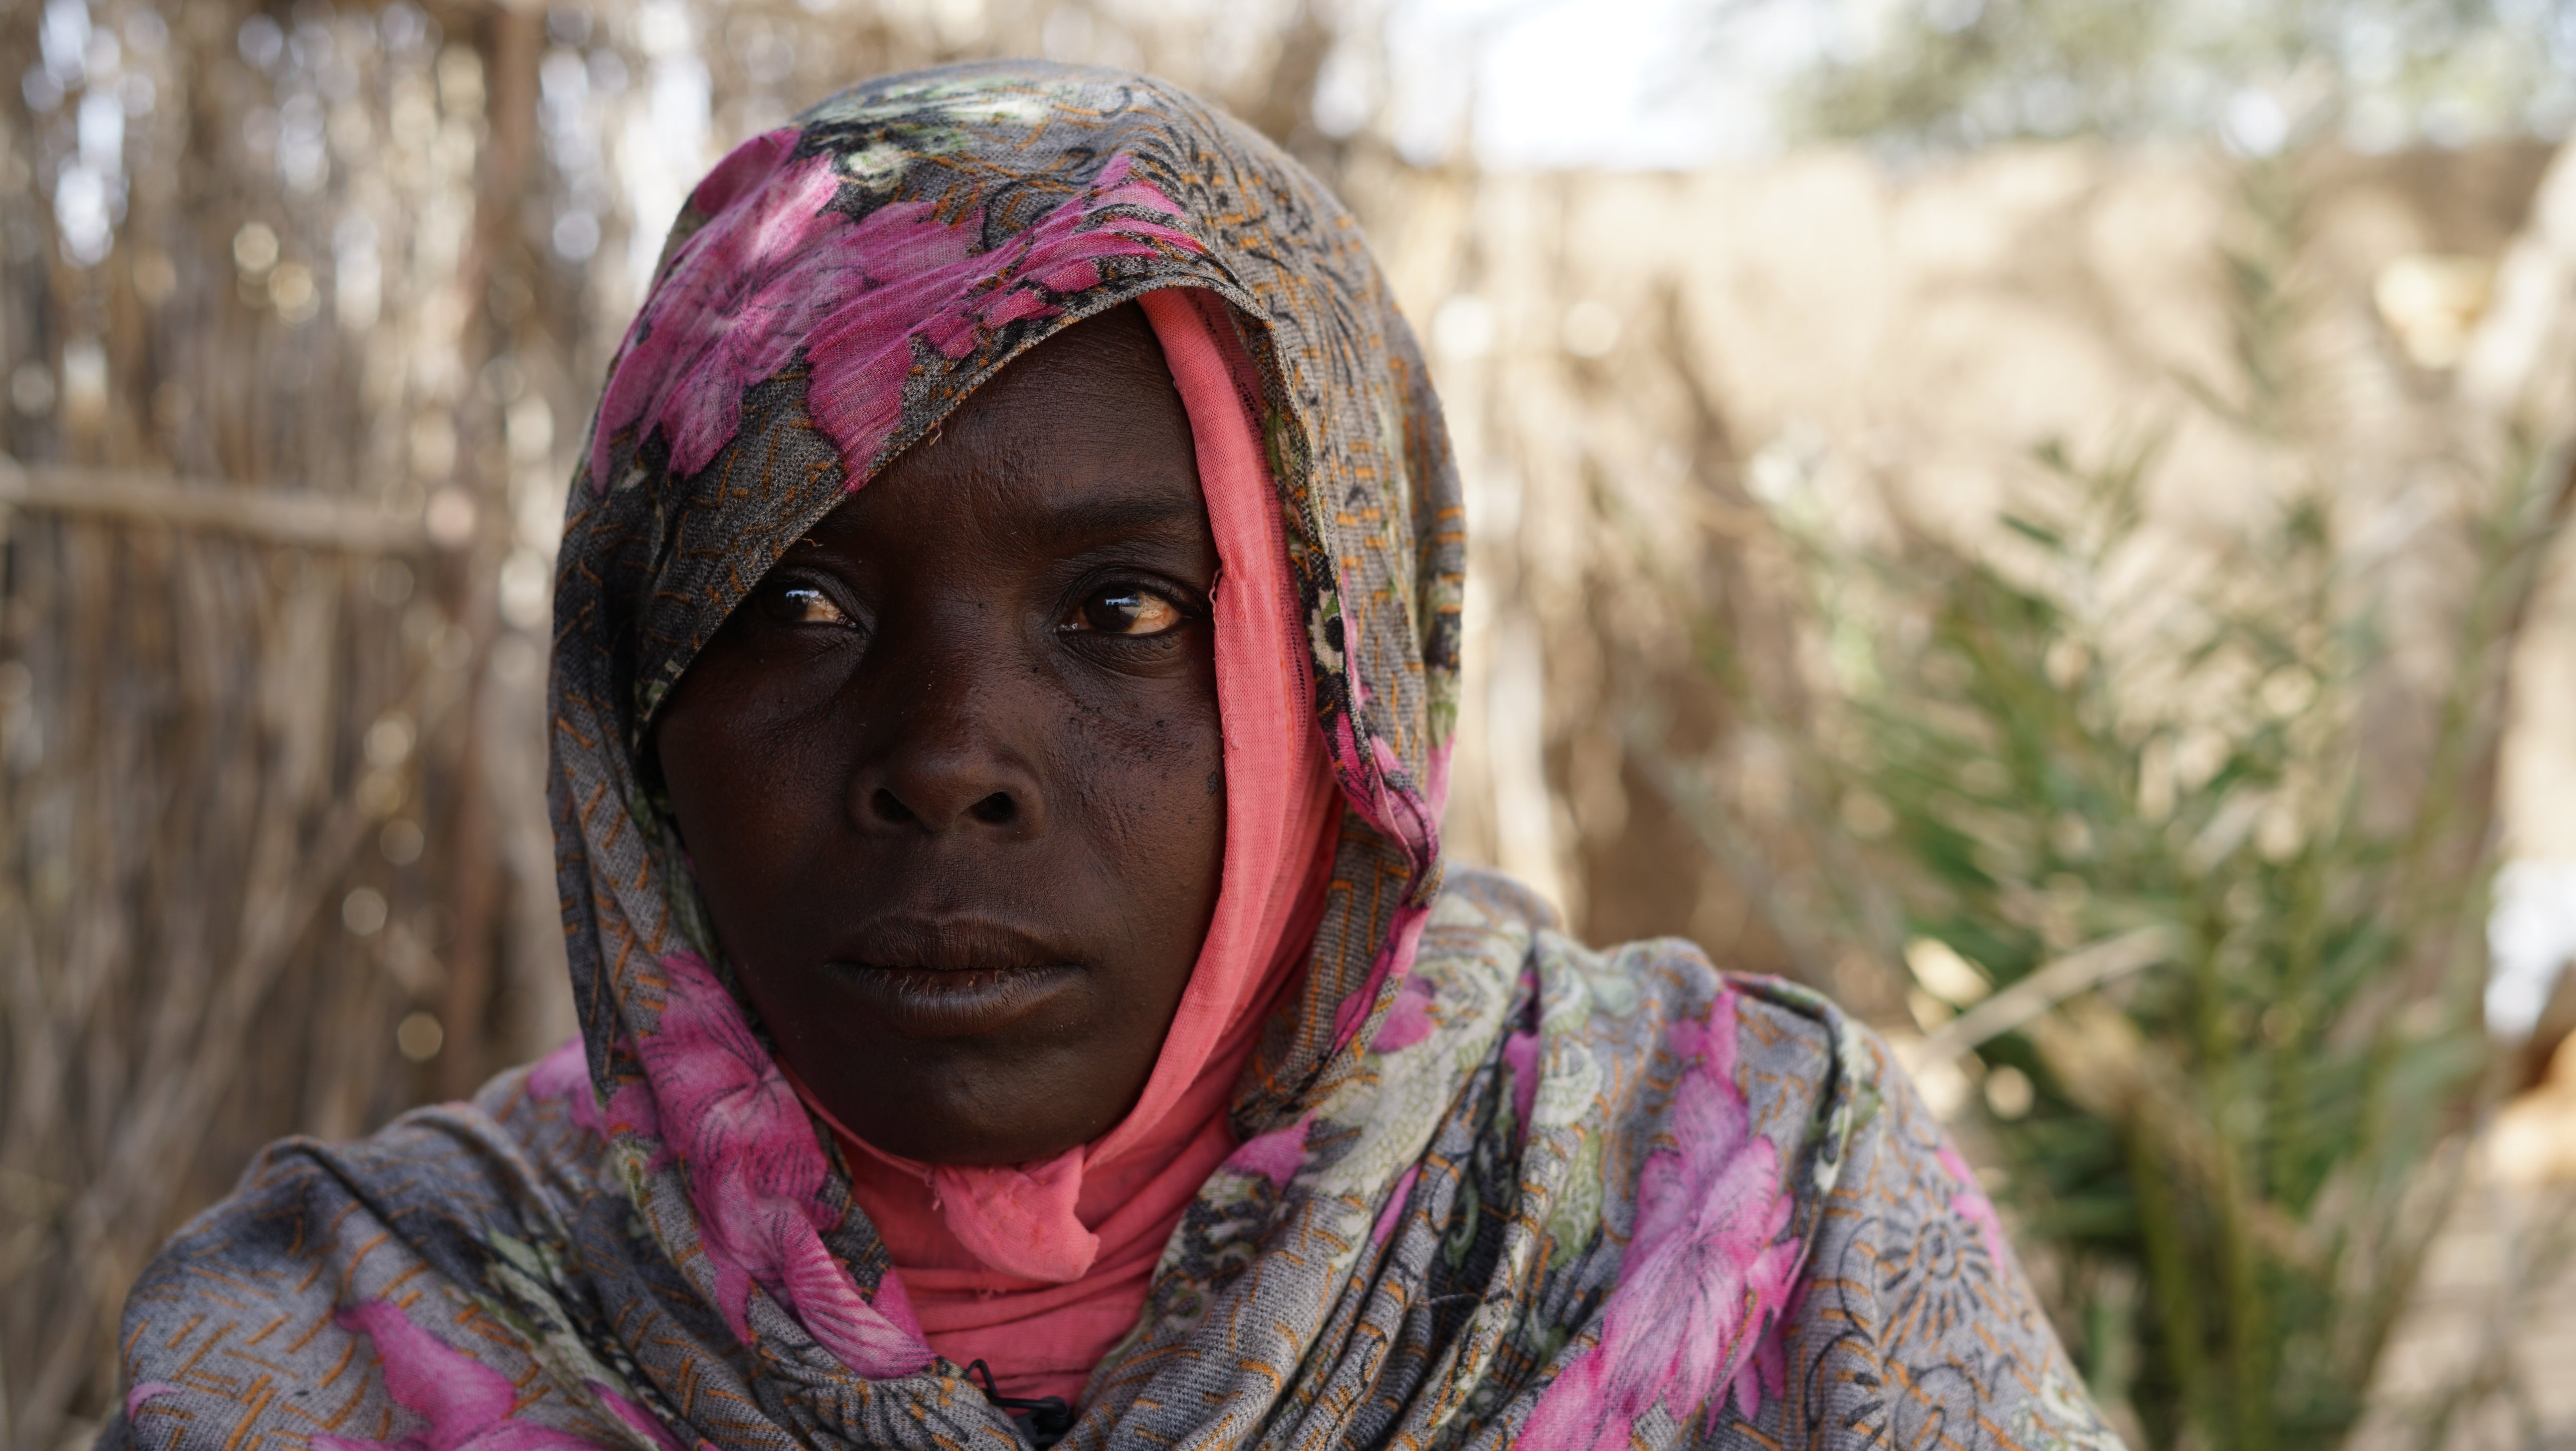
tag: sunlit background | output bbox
[11,0,2576,1445]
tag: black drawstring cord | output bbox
[964,1359,1077,1448]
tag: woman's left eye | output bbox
[1064,587,1185,636]
[754,582,850,626]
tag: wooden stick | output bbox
[0,459,433,554]
[1900,925,2177,1066]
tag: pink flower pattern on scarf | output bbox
[1521,991,1805,1448]
[529,1036,660,1146]
[1224,1116,1311,1191]
[590,132,867,487]
[633,951,931,1378]
[591,132,1198,492]
[1939,1141,2016,1270]
[309,1301,683,1451]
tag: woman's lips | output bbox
[820,916,1086,1038]
[824,960,1081,1038]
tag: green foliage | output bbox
[1816,436,2555,1448]
[1706,145,2576,1448]
[1779,0,2576,153]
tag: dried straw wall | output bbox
[0,1,1339,1439]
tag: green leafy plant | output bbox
[1656,144,2576,1449]
[1808,425,2566,1447]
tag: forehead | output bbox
[810,308,1208,552]
[937,304,1184,452]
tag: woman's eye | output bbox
[756,582,849,626]
[1067,587,1184,636]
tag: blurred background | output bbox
[10,0,2576,1445]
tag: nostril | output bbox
[967,791,1016,826]
[871,788,917,825]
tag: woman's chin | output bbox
[836,1095,1110,1168]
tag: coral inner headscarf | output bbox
[787,289,1342,1403]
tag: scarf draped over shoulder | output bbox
[104,61,2124,1451]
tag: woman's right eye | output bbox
[755,582,849,626]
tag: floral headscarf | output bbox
[106,62,2123,1451]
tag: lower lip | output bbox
[824,962,1080,1038]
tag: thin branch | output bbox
[1897,925,2176,1066]
[0,459,436,554]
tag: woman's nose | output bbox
[865,771,1026,831]
[850,634,1047,838]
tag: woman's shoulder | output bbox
[1421,866,2121,1450]
[1409,862,1915,1211]
[1423,862,1884,1081]
[105,1061,628,1446]
[121,1075,578,1303]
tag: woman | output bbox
[107,63,2120,1451]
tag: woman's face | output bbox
[654,305,1226,1166]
